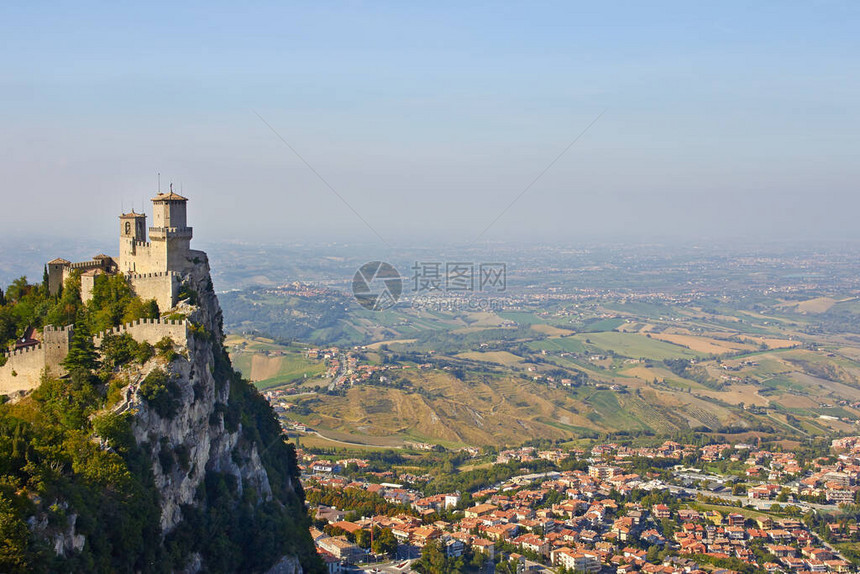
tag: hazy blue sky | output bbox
[1,1,858,247]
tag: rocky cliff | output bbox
[7,255,321,573]
[133,259,269,533]
[123,255,320,573]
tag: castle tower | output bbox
[47,258,71,295]
[42,324,74,372]
[119,210,147,274]
[150,186,193,272]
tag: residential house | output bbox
[317,537,364,564]
[552,548,601,573]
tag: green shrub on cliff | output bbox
[100,333,153,368]
[138,368,181,418]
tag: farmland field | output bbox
[220,243,860,447]
[573,331,702,360]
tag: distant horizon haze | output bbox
[1,2,857,245]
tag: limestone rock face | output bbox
[125,255,304,572]
[30,509,85,558]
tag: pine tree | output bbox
[42,265,49,292]
[0,287,5,306]
[10,423,24,468]
[62,312,100,372]
[647,544,661,563]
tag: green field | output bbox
[690,502,773,521]
[602,301,681,319]
[253,355,327,390]
[226,335,327,390]
[580,317,626,332]
[231,353,253,378]
[575,331,702,360]
[498,312,545,326]
[584,390,649,430]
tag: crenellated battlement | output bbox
[0,315,191,393]
[2,344,43,359]
[93,317,188,348]
[43,324,74,333]
[93,317,187,337]
[0,323,74,392]
[126,271,180,280]
[68,260,104,270]
[149,226,192,234]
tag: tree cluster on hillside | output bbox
[0,275,323,573]
[219,289,352,345]
[0,365,163,571]
[662,358,724,390]
[0,273,158,358]
[413,539,484,574]
[423,459,557,496]
[305,485,417,519]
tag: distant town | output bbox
[294,435,860,574]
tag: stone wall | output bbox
[42,325,74,369]
[166,238,194,272]
[80,272,97,303]
[121,238,167,275]
[128,272,180,312]
[120,235,192,276]
[93,318,188,348]
[0,345,48,394]
[152,200,186,228]
[0,325,73,393]
[0,318,188,395]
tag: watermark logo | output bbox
[352,261,402,310]
[411,262,506,293]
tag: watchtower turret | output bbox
[47,258,71,295]
[151,186,190,233]
[120,210,147,241]
[150,185,192,272]
[119,210,147,274]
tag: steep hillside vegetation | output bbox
[0,265,321,573]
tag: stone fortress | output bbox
[0,188,202,393]
[48,186,201,311]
